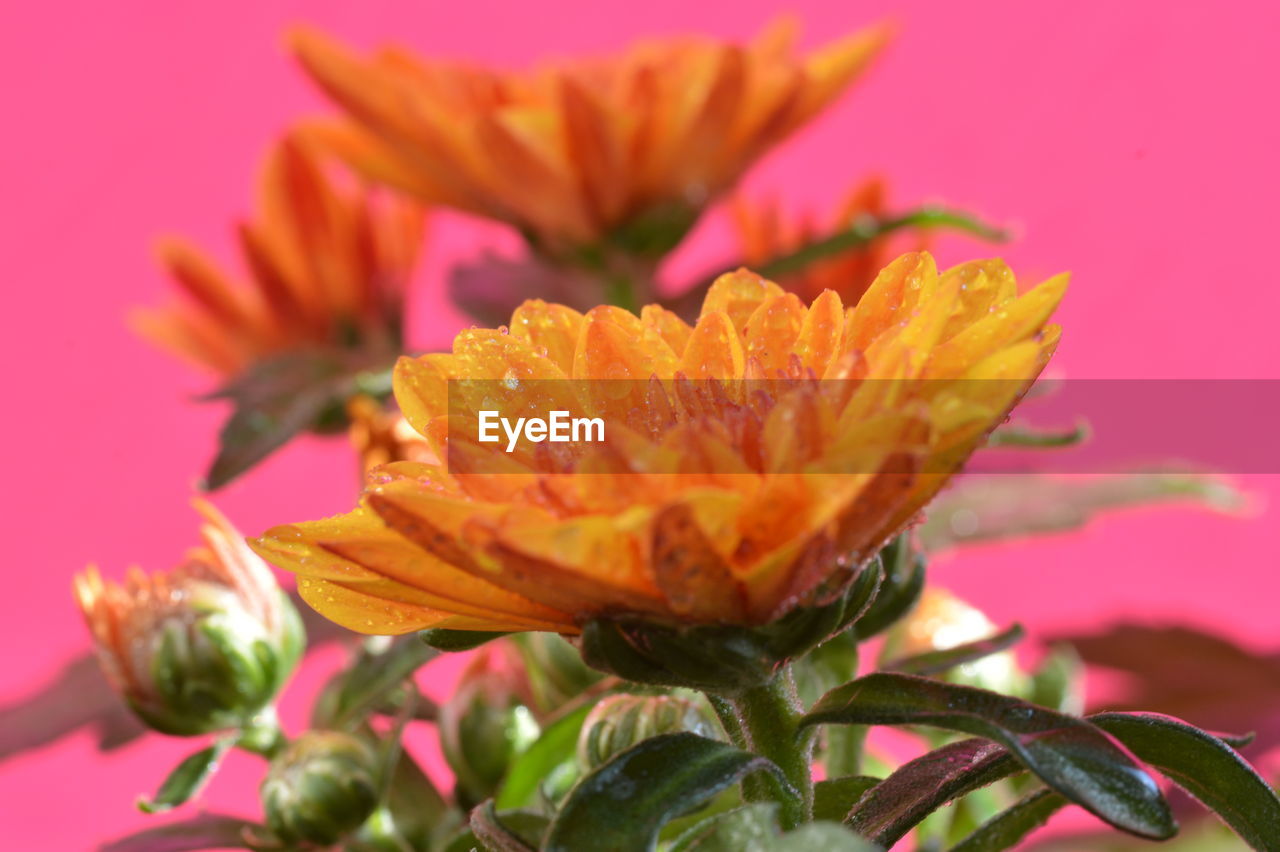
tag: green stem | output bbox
[824,725,868,779]
[237,707,287,760]
[758,206,1010,280]
[603,272,640,314]
[708,668,814,829]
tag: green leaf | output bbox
[673,205,1011,313]
[101,814,259,851]
[800,673,1175,840]
[495,704,592,810]
[313,636,437,730]
[839,736,1023,846]
[419,628,510,652]
[137,736,236,814]
[1059,623,1280,756]
[987,420,1089,449]
[851,534,924,640]
[384,747,450,851]
[950,786,1067,851]
[918,471,1246,552]
[202,349,395,490]
[1091,712,1280,849]
[544,733,788,852]
[469,800,544,851]
[882,624,1025,676]
[813,775,881,822]
[0,653,144,762]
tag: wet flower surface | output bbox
[254,252,1065,637]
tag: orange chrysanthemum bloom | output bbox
[732,178,918,305]
[288,18,891,253]
[254,252,1065,639]
[133,135,426,377]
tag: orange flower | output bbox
[253,252,1065,639]
[288,18,891,254]
[133,135,426,377]
[75,500,303,735]
[347,395,437,475]
[732,178,919,304]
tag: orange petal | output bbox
[700,268,786,335]
[510,300,585,374]
[680,311,746,380]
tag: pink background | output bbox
[3,1,1278,848]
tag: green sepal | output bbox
[605,200,701,260]
[137,735,237,813]
[881,623,1025,676]
[851,534,924,640]
[579,560,881,694]
[419,628,509,652]
[812,775,881,822]
[544,733,790,852]
[800,673,1175,840]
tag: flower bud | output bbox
[347,395,436,476]
[74,500,304,736]
[881,586,1022,695]
[260,731,380,847]
[439,643,540,806]
[577,693,719,771]
[513,631,605,713]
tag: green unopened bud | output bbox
[260,731,380,847]
[577,692,719,771]
[881,586,1023,695]
[513,632,605,712]
[74,500,304,736]
[440,644,540,806]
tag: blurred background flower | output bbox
[134,133,425,378]
[288,17,891,261]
